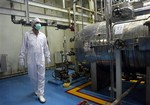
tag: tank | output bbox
[75,15,150,76]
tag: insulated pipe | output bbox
[134,5,150,16]
[104,0,113,42]
[112,15,150,27]
[104,0,114,99]
[111,78,143,105]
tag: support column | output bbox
[91,48,97,91]
[25,0,29,23]
[115,50,122,98]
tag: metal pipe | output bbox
[104,0,112,42]
[73,0,79,73]
[76,5,94,12]
[25,0,29,23]
[10,0,21,24]
[9,0,89,17]
[104,0,109,41]
[73,0,77,36]
[11,15,48,26]
[111,78,143,105]
[104,0,114,99]
[44,0,48,37]
[80,0,84,29]
[94,0,98,22]
[144,1,150,6]
[112,15,150,27]
[76,5,101,15]
[62,0,65,8]
[11,15,23,24]
[134,5,150,16]
[0,7,90,25]
[101,0,104,20]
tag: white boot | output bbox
[38,96,46,103]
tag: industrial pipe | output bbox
[112,15,150,27]
[80,0,83,29]
[76,5,101,15]
[11,15,47,26]
[73,0,77,36]
[62,0,65,8]
[11,15,28,25]
[94,0,98,22]
[25,0,29,23]
[28,0,88,18]
[111,78,143,105]
[11,15,70,30]
[101,0,104,20]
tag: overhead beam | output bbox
[8,0,89,18]
[0,7,90,25]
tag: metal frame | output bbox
[9,0,89,18]
[0,8,90,25]
[1,0,91,25]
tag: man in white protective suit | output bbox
[19,17,50,103]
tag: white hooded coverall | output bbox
[19,30,50,97]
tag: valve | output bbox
[114,39,125,49]
[112,7,122,18]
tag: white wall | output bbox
[0,0,75,75]
[0,15,23,73]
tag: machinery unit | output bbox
[75,14,150,89]
[75,15,150,73]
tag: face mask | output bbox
[34,23,41,30]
